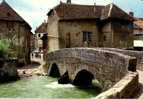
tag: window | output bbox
[103,35,106,41]
[128,23,133,29]
[83,31,92,42]
[38,34,41,38]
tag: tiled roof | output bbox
[35,22,47,33]
[101,4,133,21]
[134,18,143,30]
[0,1,31,28]
[48,3,104,20]
[48,3,134,21]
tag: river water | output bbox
[0,76,99,98]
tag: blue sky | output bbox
[0,0,143,32]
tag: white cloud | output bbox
[17,9,47,32]
[21,0,60,10]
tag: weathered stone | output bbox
[46,48,137,90]
[101,48,143,70]
[94,72,138,99]
[0,58,19,83]
[58,71,70,84]
[0,1,31,65]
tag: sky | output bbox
[0,0,143,32]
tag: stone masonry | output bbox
[46,48,137,90]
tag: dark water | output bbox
[0,76,99,98]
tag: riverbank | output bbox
[17,61,44,78]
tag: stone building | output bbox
[47,1,134,52]
[35,21,48,51]
[134,18,143,39]
[133,18,143,47]
[0,0,32,64]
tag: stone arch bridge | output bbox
[46,48,137,90]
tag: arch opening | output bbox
[49,63,60,77]
[73,70,94,87]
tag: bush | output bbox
[0,39,10,56]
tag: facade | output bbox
[0,1,31,64]
[30,32,35,51]
[47,2,134,52]
[133,18,143,48]
[134,18,143,40]
[35,22,48,51]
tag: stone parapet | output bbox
[100,48,143,70]
[94,72,138,99]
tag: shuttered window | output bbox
[83,31,92,42]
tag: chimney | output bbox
[129,12,134,17]
[67,0,71,4]
[44,20,46,23]
[60,0,63,4]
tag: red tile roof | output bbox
[48,3,104,20]
[48,3,133,21]
[134,18,143,30]
[0,1,31,28]
[35,22,47,33]
[101,4,133,21]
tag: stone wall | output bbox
[47,13,60,52]
[100,48,143,70]
[46,48,136,90]
[0,20,31,64]
[0,59,19,82]
[59,20,99,48]
[94,72,138,99]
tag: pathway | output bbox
[18,57,46,78]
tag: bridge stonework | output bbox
[46,48,137,90]
[100,48,143,70]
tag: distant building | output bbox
[47,2,134,52]
[133,18,143,49]
[0,0,32,64]
[35,21,48,51]
[30,32,35,51]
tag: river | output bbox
[0,76,99,98]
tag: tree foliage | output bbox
[0,39,10,56]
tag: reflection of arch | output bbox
[73,69,94,87]
[49,63,60,77]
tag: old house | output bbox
[47,1,134,52]
[133,18,143,48]
[35,21,48,51]
[0,0,31,64]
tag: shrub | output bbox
[0,39,10,56]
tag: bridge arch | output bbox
[48,63,60,77]
[73,69,94,87]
